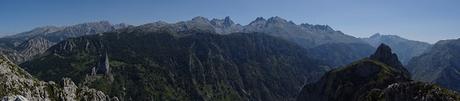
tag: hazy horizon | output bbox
[1,0,459,43]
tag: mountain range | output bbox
[0,21,129,63]
[1,17,374,68]
[362,33,432,65]
[118,16,375,67]
[408,38,460,92]
[0,16,459,101]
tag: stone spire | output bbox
[96,52,110,75]
[370,44,410,78]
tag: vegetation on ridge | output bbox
[21,31,328,101]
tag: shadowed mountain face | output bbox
[369,44,410,78]
[297,44,460,101]
[308,43,375,67]
[0,21,129,63]
[242,17,375,67]
[243,17,374,67]
[243,17,366,48]
[362,33,432,65]
[2,16,373,67]
[20,30,328,100]
[407,38,460,92]
[122,16,374,67]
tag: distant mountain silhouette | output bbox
[362,33,432,64]
[408,38,460,92]
[1,16,375,67]
[0,21,129,63]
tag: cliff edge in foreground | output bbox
[0,55,117,101]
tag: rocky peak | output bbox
[370,44,400,65]
[223,16,233,25]
[96,52,110,75]
[297,58,410,101]
[191,16,211,23]
[300,23,335,32]
[152,21,169,26]
[254,17,266,22]
[370,33,404,40]
[267,16,289,24]
[44,21,115,42]
[47,21,115,40]
[209,16,242,34]
[8,21,115,40]
[72,21,112,28]
[7,26,62,39]
[248,17,267,26]
[296,45,414,101]
[246,16,296,30]
[370,33,382,38]
[31,26,62,33]
[112,23,130,30]
[210,16,235,27]
[143,21,169,28]
[370,44,410,78]
[68,21,113,30]
[128,16,242,34]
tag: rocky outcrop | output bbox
[96,52,110,75]
[210,16,243,34]
[297,44,460,101]
[375,81,460,101]
[0,55,117,101]
[369,44,411,78]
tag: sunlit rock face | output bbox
[0,55,117,101]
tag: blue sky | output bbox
[1,0,459,43]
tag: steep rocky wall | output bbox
[0,55,117,101]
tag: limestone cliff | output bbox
[0,55,117,101]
